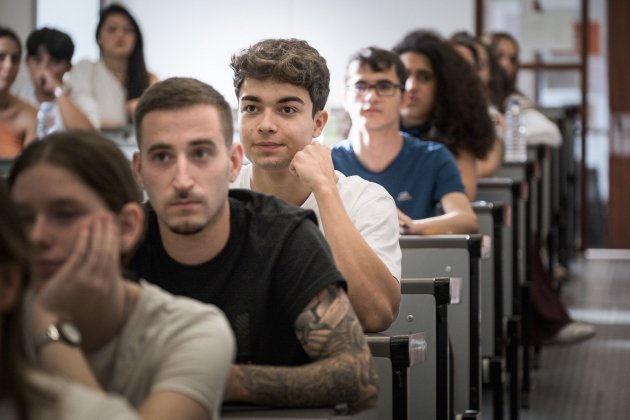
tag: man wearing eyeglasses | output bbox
[331,46,478,235]
[230,38,401,333]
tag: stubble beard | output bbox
[168,220,208,235]
[165,198,226,236]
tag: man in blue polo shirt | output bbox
[331,46,478,235]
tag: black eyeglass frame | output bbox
[346,81,403,97]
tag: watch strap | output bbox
[33,322,81,351]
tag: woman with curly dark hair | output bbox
[450,31,506,177]
[393,30,495,199]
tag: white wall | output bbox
[4,0,474,107]
[0,0,35,89]
[37,0,101,62]
[113,0,474,108]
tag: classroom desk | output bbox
[367,331,428,420]
[495,159,536,408]
[385,277,455,420]
[472,201,506,420]
[397,235,482,418]
[223,406,378,419]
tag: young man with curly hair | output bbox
[230,38,401,333]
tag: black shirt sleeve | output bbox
[271,217,348,324]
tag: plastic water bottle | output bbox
[37,101,56,138]
[504,98,527,161]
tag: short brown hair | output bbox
[230,38,330,116]
[346,46,408,87]
[134,77,234,147]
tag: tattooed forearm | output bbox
[233,286,378,410]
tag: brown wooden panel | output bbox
[607,0,630,247]
[607,156,630,248]
[608,0,630,113]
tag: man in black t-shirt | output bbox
[128,77,377,411]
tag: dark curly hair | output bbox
[230,38,330,117]
[393,30,495,159]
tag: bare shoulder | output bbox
[0,95,36,141]
[12,95,37,120]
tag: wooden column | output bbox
[607,0,630,248]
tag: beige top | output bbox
[67,59,127,127]
[0,371,139,420]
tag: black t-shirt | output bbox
[127,189,345,366]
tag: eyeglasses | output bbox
[347,81,402,97]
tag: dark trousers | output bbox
[530,235,571,345]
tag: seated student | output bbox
[67,4,157,129]
[486,31,562,148]
[331,46,478,235]
[229,38,401,333]
[451,31,505,177]
[17,27,97,134]
[392,30,496,200]
[486,32,595,346]
[0,181,139,420]
[128,77,378,411]
[0,27,37,156]
[7,131,235,420]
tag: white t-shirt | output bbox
[0,371,139,420]
[506,94,562,147]
[15,78,101,130]
[232,165,402,281]
[66,59,127,128]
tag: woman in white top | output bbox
[5,131,235,420]
[486,32,562,147]
[68,4,157,128]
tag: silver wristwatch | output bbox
[34,321,82,351]
[54,84,70,98]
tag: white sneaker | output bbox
[545,322,596,346]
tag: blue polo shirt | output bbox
[331,132,464,220]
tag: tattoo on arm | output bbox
[237,285,378,410]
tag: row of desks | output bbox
[368,145,554,420]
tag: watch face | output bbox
[59,322,82,345]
